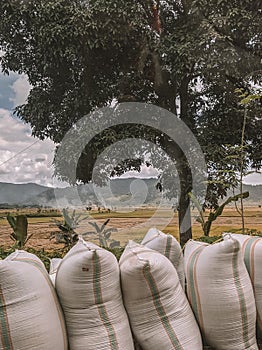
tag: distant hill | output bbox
[0,178,163,208]
[0,182,48,205]
[241,184,262,205]
[0,179,261,208]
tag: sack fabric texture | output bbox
[231,233,262,337]
[119,240,202,350]
[0,250,68,350]
[49,257,62,285]
[55,238,134,350]
[141,227,185,289]
[184,236,258,350]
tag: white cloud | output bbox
[118,164,160,179]
[0,108,161,187]
[0,108,67,187]
[10,74,31,107]
[243,172,262,185]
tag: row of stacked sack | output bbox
[0,228,261,350]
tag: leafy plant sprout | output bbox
[82,218,120,249]
[50,208,89,248]
[7,214,33,248]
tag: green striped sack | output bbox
[119,241,202,350]
[231,233,262,338]
[141,227,185,290]
[55,239,134,350]
[0,250,68,350]
[184,237,258,350]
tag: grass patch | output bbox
[0,246,69,271]
[26,212,62,218]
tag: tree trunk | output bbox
[179,192,192,246]
[153,48,193,246]
[160,136,193,246]
[177,75,194,245]
[239,106,247,233]
[177,156,193,246]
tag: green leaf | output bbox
[110,240,120,248]
[7,215,16,230]
[105,231,111,240]
[88,221,101,233]
[101,219,110,232]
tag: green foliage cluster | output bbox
[104,246,125,261]
[195,236,222,245]
[1,231,261,269]
[0,244,121,270]
[0,246,69,271]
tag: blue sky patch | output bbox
[0,71,19,110]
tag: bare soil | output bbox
[0,206,261,250]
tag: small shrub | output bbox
[83,219,120,249]
[106,247,124,261]
[51,208,89,248]
[196,236,222,244]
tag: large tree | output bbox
[0,0,261,244]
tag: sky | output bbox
[0,71,65,187]
[0,69,261,188]
[0,71,159,187]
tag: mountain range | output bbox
[0,178,162,208]
[0,179,261,208]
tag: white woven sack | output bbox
[231,233,262,337]
[0,250,68,350]
[119,241,202,350]
[5,250,46,267]
[141,227,185,289]
[55,239,134,350]
[49,258,62,285]
[184,236,258,350]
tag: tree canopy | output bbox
[0,0,261,243]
